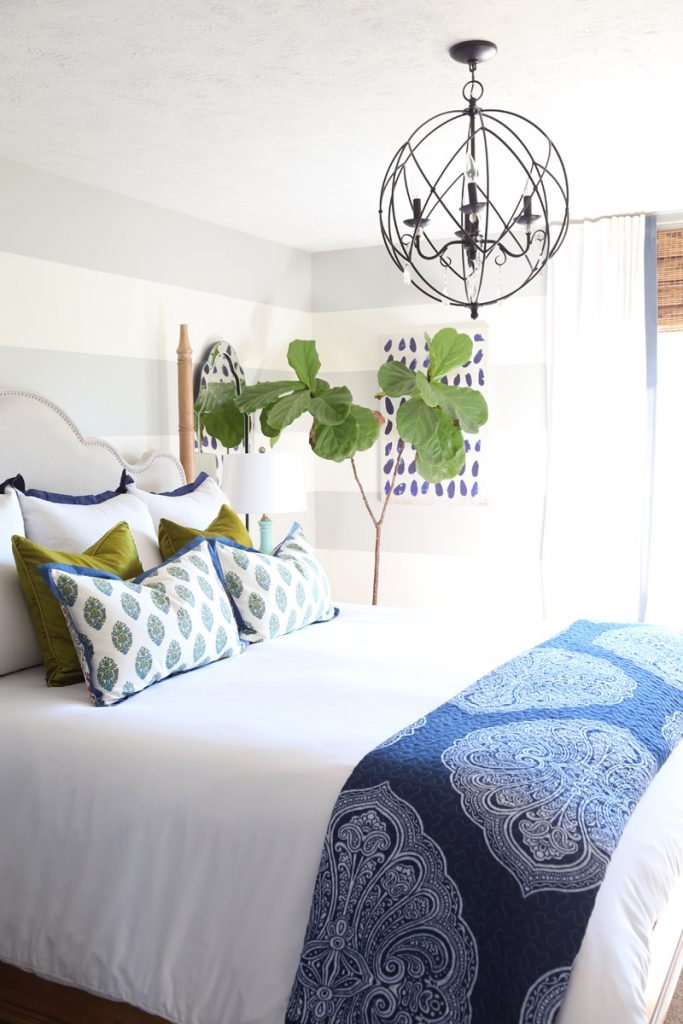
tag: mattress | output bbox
[0,604,680,1024]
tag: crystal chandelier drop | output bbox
[379,40,569,319]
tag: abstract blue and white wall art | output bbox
[381,327,487,505]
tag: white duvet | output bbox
[0,605,681,1024]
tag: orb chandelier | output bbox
[379,40,569,319]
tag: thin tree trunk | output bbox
[372,522,382,605]
[351,439,404,605]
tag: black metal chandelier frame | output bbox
[379,40,570,319]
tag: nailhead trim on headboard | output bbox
[0,389,186,492]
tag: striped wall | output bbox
[307,255,548,628]
[0,155,549,623]
[0,157,316,543]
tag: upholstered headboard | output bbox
[0,390,185,493]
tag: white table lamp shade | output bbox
[221,453,307,515]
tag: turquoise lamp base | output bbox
[258,515,272,554]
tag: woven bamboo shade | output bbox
[657,229,683,332]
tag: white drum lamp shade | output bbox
[221,452,307,552]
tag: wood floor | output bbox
[668,973,683,1024]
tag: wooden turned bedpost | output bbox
[177,324,195,482]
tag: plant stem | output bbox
[350,439,404,606]
[351,458,378,528]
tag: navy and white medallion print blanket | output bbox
[286,621,683,1024]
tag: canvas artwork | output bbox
[381,328,487,505]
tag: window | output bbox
[647,228,683,621]
[657,228,683,332]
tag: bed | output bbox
[0,390,681,1024]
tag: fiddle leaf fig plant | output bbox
[203,328,488,604]
[235,342,379,459]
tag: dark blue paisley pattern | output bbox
[377,716,427,749]
[519,968,572,1024]
[288,783,478,1024]
[453,649,636,714]
[442,719,656,895]
[287,620,683,1024]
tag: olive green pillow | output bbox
[158,504,252,560]
[12,521,143,687]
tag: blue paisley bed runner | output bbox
[285,620,683,1024]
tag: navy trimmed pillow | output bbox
[127,472,226,532]
[213,523,336,643]
[1,475,26,493]
[40,537,244,706]
[9,469,129,504]
[14,481,160,570]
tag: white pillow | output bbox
[128,472,225,533]
[16,489,160,570]
[0,489,42,675]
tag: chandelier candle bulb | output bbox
[465,152,478,181]
[379,38,569,319]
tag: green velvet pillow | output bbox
[12,521,143,687]
[158,504,253,560]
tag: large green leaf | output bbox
[418,411,464,465]
[432,382,489,433]
[194,380,235,412]
[310,385,353,425]
[199,411,244,449]
[416,445,467,483]
[377,360,418,397]
[266,389,312,431]
[348,404,380,452]
[288,340,321,390]
[196,383,245,449]
[260,406,280,445]
[396,397,440,447]
[235,379,304,413]
[312,415,360,462]
[414,371,440,408]
[427,328,473,380]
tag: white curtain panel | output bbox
[542,215,647,624]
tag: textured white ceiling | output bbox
[0,0,681,251]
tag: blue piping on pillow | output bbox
[127,471,210,497]
[210,525,340,632]
[212,521,302,557]
[134,533,226,586]
[15,469,129,504]
[38,561,123,586]
[1,474,26,493]
[37,534,220,588]
[271,521,302,556]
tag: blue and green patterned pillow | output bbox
[214,523,336,643]
[40,538,244,706]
